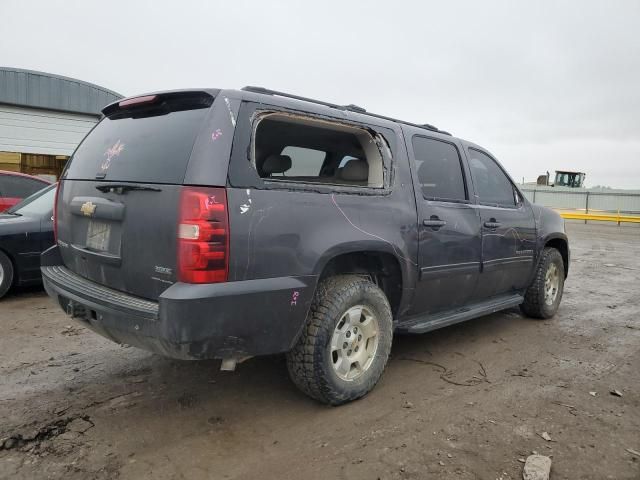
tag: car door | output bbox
[405,131,482,315]
[465,147,536,299]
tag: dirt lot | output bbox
[0,222,638,480]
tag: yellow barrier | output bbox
[558,211,640,224]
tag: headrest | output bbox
[262,154,292,175]
[339,159,369,182]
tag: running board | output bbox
[395,294,524,334]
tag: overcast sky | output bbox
[2,0,639,188]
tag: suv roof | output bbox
[106,86,453,139]
[239,86,452,137]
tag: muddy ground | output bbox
[0,222,639,480]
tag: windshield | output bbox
[8,184,56,216]
[555,173,568,186]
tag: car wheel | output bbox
[0,251,15,299]
[286,275,393,405]
[520,247,565,319]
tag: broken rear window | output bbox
[252,113,384,188]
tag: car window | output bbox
[253,113,385,187]
[0,175,47,198]
[468,149,516,206]
[411,136,467,201]
[280,146,326,176]
[65,97,212,184]
[9,184,56,216]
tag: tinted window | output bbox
[412,136,466,201]
[65,107,210,183]
[280,146,326,176]
[468,149,516,206]
[0,175,47,198]
[10,184,56,216]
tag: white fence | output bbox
[520,186,640,215]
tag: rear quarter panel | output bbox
[226,105,420,319]
[227,185,418,283]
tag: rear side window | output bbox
[65,96,212,184]
[468,149,516,206]
[253,113,384,188]
[0,175,47,198]
[411,136,467,201]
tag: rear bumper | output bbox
[41,248,316,360]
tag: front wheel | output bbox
[286,275,393,405]
[521,247,565,319]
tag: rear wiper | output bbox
[96,184,162,194]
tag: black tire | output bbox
[0,251,14,299]
[286,275,393,405]
[520,247,565,319]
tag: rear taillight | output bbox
[178,187,229,283]
[53,182,60,242]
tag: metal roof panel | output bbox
[0,67,123,116]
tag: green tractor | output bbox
[537,170,586,188]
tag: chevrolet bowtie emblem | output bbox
[80,201,97,216]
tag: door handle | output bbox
[423,216,446,230]
[484,220,502,229]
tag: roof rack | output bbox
[241,86,451,136]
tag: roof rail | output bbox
[241,86,451,136]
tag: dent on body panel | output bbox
[483,225,537,254]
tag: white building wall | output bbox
[0,104,98,156]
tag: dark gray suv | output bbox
[42,87,569,404]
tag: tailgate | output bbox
[56,91,218,300]
[57,180,182,299]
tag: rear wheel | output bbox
[521,247,565,319]
[0,251,14,299]
[286,275,393,405]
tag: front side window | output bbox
[253,113,384,188]
[468,149,516,206]
[411,136,467,202]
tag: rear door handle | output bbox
[423,217,446,229]
[484,220,502,229]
